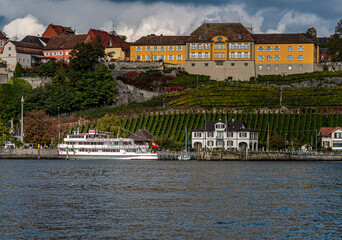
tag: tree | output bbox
[305,27,317,39]
[23,110,58,144]
[327,20,342,62]
[37,61,59,78]
[14,63,24,77]
[69,36,105,72]
[270,133,285,150]
[96,114,121,137]
[335,19,342,35]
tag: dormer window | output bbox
[215,123,225,129]
[238,35,241,40]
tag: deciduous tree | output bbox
[24,110,57,144]
[96,114,121,137]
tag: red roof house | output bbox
[42,24,75,39]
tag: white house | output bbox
[0,41,44,70]
[318,127,342,150]
[191,120,258,151]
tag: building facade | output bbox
[318,127,342,150]
[130,23,319,81]
[191,120,258,151]
[0,41,44,70]
[0,31,9,53]
[43,34,87,62]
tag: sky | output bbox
[0,0,340,42]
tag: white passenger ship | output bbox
[57,130,158,160]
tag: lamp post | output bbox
[21,96,24,143]
[285,133,287,151]
[58,107,60,144]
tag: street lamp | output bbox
[21,96,24,143]
[285,133,287,151]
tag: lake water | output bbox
[0,160,341,239]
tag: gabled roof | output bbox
[21,35,50,49]
[110,35,131,51]
[11,41,43,55]
[132,35,189,46]
[188,23,253,42]
[317,127,339,137]
[253,33,315,44]
[191,23,251,35]
[192,120,257,132]
[87,29,131,51]
[129,129,154,141]
[87,29,113,47]
[43,24,75,37]
[0,31,8,40]
[44,34,87,50]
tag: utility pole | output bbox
[20,96,24,143]
[315,129,318,154]
[285,133,287,151]
[58,107,60,144]
[267,123,269,152]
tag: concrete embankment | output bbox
[1,149,341,161]
[0,149,59,159]
[158,151,342,161]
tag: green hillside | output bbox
[72,110,340,149]
[166,83,342,108]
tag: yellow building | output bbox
[130,35,188,65]
[253,34,319,75]
[130,23,320,81]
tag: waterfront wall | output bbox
[0,149,59,159]
[1,148,341,161]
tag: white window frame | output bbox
[230,43,235,49]
[267,55,272,61]
[297,46,304,51]
[230,52,235,59]
[136,46,142,51]
[274,46,280,52]
[153,46,158,51]
[288,46,293,52]
[190,44,196,50]
[176,55,183,60]
[257,56,264,61]
[298,55,304,61]
[287,55,294,61]
[160,46,165,51]
[177,46,183,51]
[205,52,209,59]
[244,43,249,49]
[198,44,203,50]
[205,44,210,50]
[146,46,151,51]
[257,46,264,52]
[146,55,151,61]
[274,55,280,61]
[168,46,174,51]
[136,55,142,60]
[275,65,279,70]
[191,52,195,59]
[259,65,263,70]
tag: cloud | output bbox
[266,11,330,36]
[0,0,334,41]
[3,14,46,40]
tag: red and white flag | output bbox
[151,141,159,148]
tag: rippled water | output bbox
[0,160,341,239]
